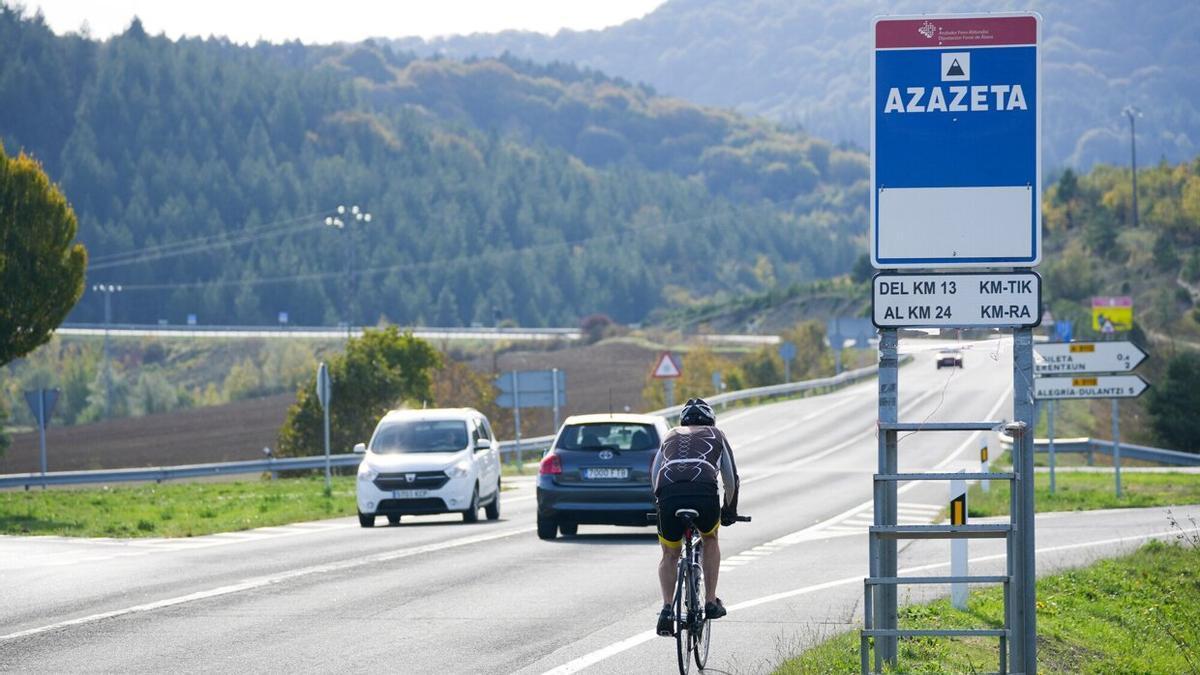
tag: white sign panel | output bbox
[1033,341,1147,375]
[872,272,1041,328]
[1034,374,1148,400]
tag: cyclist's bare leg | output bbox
[701,532,720,603]
[659,542,680,605]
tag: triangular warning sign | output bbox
[946,59,965,77]
[652,352,682,379]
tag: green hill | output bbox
[0,6,867,327]
[389,0,1200,171]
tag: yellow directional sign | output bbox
[1091,296,1133,332]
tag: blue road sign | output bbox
[1054,320,1073,343]
[872,13,1041,268]
[778,341,796,362]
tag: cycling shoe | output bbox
[656,605,674,637]
[704,598,727,620]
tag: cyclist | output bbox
[651,397,740,636]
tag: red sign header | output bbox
[876,15,1037,49]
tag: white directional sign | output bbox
[1034,374,1148,400]
[872,271,1041,328]
[1033,341,1147,375]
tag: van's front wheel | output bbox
[462,486,480,523]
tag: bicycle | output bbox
[670,507,751,674]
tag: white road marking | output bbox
[538,381,1015,674]
[541,524,1200,674]
[0,525,535,641]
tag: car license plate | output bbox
[584,467,629,480]
[392,490,429,498]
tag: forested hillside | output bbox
[1040,157,1200,341]
[0,7,866,327]
[390,0,1200,171]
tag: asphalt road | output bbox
[2,336,1196,673]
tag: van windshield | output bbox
[370,420,469,454]
[555,423,659,452]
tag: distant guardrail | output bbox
[0,361,890,490]
[997,434,1200,467]
[57,323,583,342]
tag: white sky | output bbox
[28,0,668,44]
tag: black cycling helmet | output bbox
[679,398,716,426]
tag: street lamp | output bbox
[91,283,123,418]
[1122,106,1142,228]
[324,204,371,339]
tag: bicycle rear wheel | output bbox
[673,562,691,675]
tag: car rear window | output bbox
[556,423,659,452]
[370,419,469,454]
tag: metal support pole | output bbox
[1048,399,1056,494]
[1011,327,1037,673]
[1112,399,1122,498]
[664,380,675,408]
[875,328,899,668]
[37,391,48,477]
[512,371,522,462]
[103,292,113,419]
[322,395,331,492]
[551,368,561,433]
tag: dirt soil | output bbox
[475,338,662,438]
[1,338,663,473]
[1,394,294,474]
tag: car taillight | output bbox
[539,453,562,475]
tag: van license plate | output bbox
[392,490,430,498]
[584,467,629,480]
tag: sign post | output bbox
[651,352,682,408]
[866,12,1041,673]
[950,473,968,610]
[23,388,60,478]
[315,362,332,491]
[495,369,567,440]
[1034,340,1149,498]
[778,342,796,382]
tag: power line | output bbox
[113,209,733,292]
[88,209,334,269]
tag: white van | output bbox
[354,408,501,527]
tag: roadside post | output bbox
[1033,340,1148,497]
[778,342,796,382]
[23,388,60,479]
[950,474,968,610]
[1047,399,1056,493]
[979,437,990,493]
[315,362,332,491]
[863,12,1041,674]
[496,369,567,463]
[651,352,682,409]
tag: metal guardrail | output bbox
[997,434,1200,467]
[0,361,889,490]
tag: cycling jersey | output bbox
[650,425,739,509]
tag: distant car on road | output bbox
[354,408,501,527]
[936,349,964,369]
[536,413,670,540]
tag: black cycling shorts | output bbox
[656,482,720,548]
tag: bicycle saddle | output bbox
[674,508,700,519]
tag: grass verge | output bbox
[0,476,358,538]
[777,522,1200,673]
[967,471,1200,518]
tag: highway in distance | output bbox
[2,337,1194,673]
